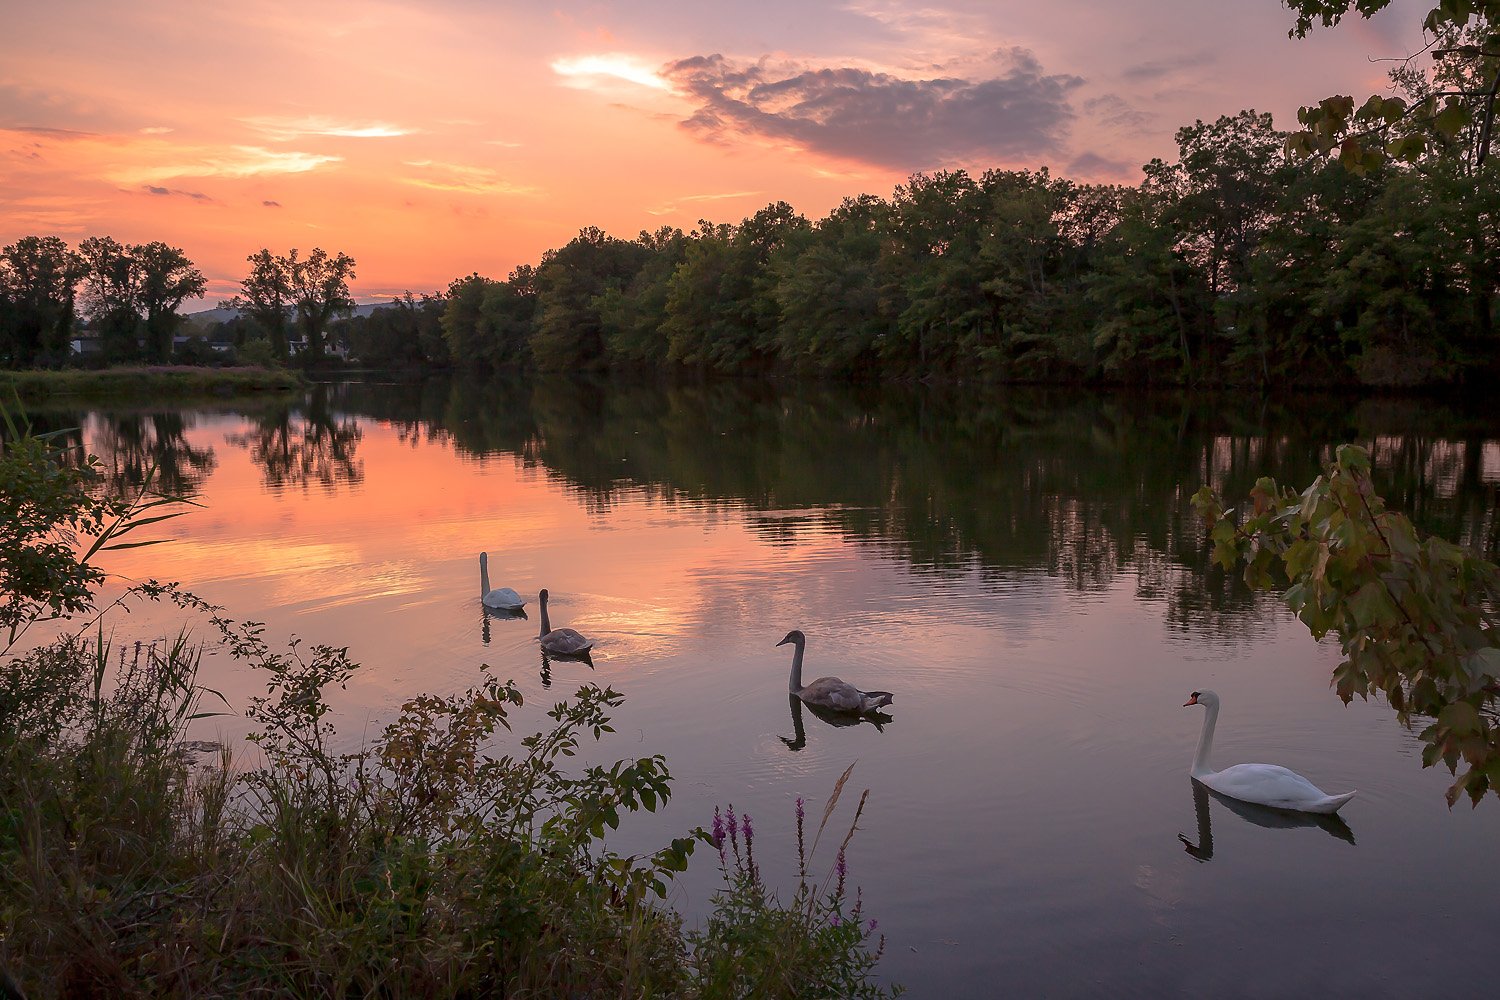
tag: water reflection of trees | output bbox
[87,411,217,499]
[226,384,363,491]
[335,375,1500,637]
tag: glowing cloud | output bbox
[552,54,672,92]
[647,190,763,216]
[401,160,538,196]
[114,145,343,183]
[240,115,415,140]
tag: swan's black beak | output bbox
[775,636,791,647]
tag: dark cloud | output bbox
[1083,95,1152,129]
[143,185,212,201]
[1066,151,1136,179]
[662,48,1082,170]
[1119,52,1212,83]
[2,124,98,138]
[263,200,282,207]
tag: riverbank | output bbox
[0,365,304,401]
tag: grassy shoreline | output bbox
[0,366,305,401]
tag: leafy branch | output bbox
[1282,0,1500,170]
[1194,444,1500,805]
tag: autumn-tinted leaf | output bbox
[1439,701,1481,736]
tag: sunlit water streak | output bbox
[48,379,1500,997]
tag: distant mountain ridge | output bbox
[186,302,393,324]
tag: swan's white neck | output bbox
[480,554,491,596]
[787,639,805,694]
[1192,699,1219,778]
[539,593,552,637]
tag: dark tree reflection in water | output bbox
[89,411,217,499]
[330,374,1500,647]
[226,384,363,492]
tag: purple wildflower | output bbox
[868,919,879,932]
[742,812,753,847]
[711,806,724,847]
[726,805,738,841]
[836,849,847,880]
[795,796,805,823]
[830,914,842,926]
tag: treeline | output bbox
[414,108,1497,387]
[0,239,358,369]
[0,237,205,366]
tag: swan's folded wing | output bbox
[803,677,863,712]
[1208,763,1331,808]
[544,627,593,654]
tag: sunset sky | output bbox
[2,0,1429,305]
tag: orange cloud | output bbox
[239,115,417,141]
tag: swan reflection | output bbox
[1178,777,1355,862]
[479,605,528,646]
[780,694,892,752]
[539,645,593,688]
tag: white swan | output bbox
[538,588,593,657]
[777,630,893,714]
[1184,690,1356,815]
[479,552,525,611]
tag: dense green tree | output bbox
[1319,165,1485,384]
[78,236,142,362]
[1173,113,1292,293]
[232,250,294,363]
[661,222,735,367]
[0,236,82,366]
[440,274,496,368]
[1087,184,1214,382]
[478,265,539,369]
[532,227,650,371]
[135,242,206,363]
[1235,158,1381,382]
[343,292,448,369]
[882,171,989,377]
[599,227,688,366]
[663,205,809,372]
[771,195,891,375]
[973,169,1101,378]
[290,248,356,361]
[229,247,354,364]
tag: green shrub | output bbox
[235,338,279,369]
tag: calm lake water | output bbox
[46,376,1500,996]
